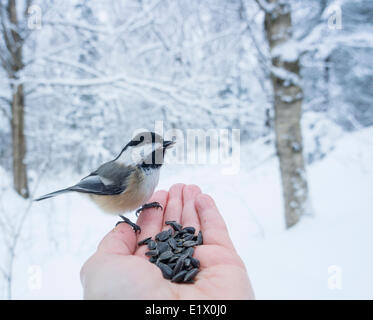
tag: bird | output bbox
[34,131,175,232]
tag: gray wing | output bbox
[68,175,123,195]
[74,161,134,195]
[33,174,119,201]
[35,161,134,201]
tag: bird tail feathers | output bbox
[33,188,72,201]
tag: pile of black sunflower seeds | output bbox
[138,220,203,283]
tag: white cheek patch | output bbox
[117,143,162,166]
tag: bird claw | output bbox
[116,215,141,233]
[135,202,163,217]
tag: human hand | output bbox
[80,184,254,299]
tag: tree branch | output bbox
[0,102,11,120]
[255,0,276,13]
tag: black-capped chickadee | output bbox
[35,132,175,232]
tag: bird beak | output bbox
[163,140,175,149]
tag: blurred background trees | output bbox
[0,0,372,225]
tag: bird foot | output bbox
[116,215,141,233]
[135,202,163,217]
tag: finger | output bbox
[181,184,202,232]
[195,193,235,250]
[135,190,168,256]
[97,221,137,256]
[161,183,185,230]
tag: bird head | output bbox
[118,131,175,168]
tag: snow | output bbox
[271,39,300,62]
[271,66,300,86]
[246,128,373,299]
[1,126,372,299]
[1,0,372,300]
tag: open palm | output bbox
[80,184,254,299]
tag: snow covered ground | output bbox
[1,126,372,299]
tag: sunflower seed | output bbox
[168,255,180,263]
[184,279,195,284]
[172,270,188,283]
[173,247,184,254]
[184,268,199,282]
[184,258,191,267]
[165,221,183,232]
[147,240,157,250]
[184,247,194,257]
[182,233,194,241]
[155,230,171,241]
[173,256,185,275]
[149,256,157,263]
[157,262,173,279]
[145,249,159,257]
[168,237,177,250]
[183,240,198,248]
[197,231,203,245]
[178,229,187,235]
[190,257,200,268]
[159,250,173,261]
[168,262,176,269]
[138,237,152,246]
[183,226,195,234]
[157,241,169,254]
[165,220,176,226]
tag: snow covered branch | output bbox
[255,0,276,13]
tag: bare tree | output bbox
[0,199,33,299]
[256,0,310,228]
[0,0,31,198]
[0,157,48,299]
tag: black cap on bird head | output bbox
[125,131,175,167]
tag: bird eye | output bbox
[140,136,144,142]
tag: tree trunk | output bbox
[5,0,29,198]
[262,0,309,228]
[11,84,29,198]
